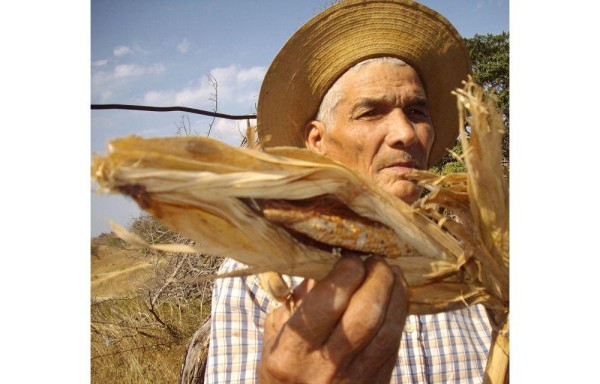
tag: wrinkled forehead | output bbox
[332,58,428,101]
[334,57,410,84]
[340,56,423,84]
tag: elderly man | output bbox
[205,1,492,383]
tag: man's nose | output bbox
[384,108,418,148]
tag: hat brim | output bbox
[257,0,471,167]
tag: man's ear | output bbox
[304,120,327,155]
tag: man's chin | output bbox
[379,180,422,204]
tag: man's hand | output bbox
[258,256,408,383]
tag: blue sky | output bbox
[91,0,509,236]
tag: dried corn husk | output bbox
[92,78,508,383]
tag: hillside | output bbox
[91,235,155,298]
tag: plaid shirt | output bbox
[205,258,492,383]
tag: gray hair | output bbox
[315,57,407,128]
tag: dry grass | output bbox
[90,233,218,384]
[91,296,208,384]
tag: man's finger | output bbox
[280,255,366,349]
[325,256,395,366]
[348,264,408,378]
[289,278,317,310]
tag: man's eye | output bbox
[359,109,380,118]
[408,107,429,117]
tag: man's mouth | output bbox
[381,159,419,171]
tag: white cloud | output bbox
[132,43,151,55]
[142,82,209,106]
[236,66,266,83]
[113,64,139,77]
[113,63,165,78]
[207,64,265,106]
[141,64,265,113]
[210,65,239,84]
[175,86,208,105]
[92,59,108,67]
[210,118,249,146]
[144,90,173,105]
[92,63,166,102]
[113,45,134,57]
[177,38,190,54]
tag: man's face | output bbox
[305,62,434,203]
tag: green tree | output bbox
[466,32,509,114]
[432,31,509,174]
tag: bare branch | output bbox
[175,113,197,136]
[206,74,218,137]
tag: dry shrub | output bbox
[91,215,221,383]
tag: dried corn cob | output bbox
[252,197,421,258]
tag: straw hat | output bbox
[257,0,471,167]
